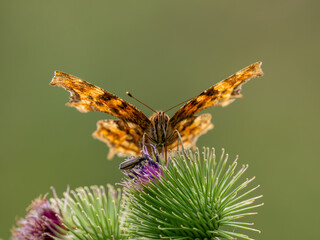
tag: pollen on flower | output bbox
[11,195,66,240]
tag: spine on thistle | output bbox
[122,147,263,240]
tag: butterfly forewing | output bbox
[50,71,151,129]
[169,62,263,127]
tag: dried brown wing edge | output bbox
[50,71,106,113]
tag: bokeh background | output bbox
[1,0,319,239]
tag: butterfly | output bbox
[50,62,263,160]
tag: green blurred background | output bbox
[1,0,319,239]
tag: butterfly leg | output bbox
[164,143,168,165]
[141,132,146,148]
[174,129,189,160]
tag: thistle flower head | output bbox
[124,147,263,239]
[11,195,66,240]
[121,145,165,189]
[51,185,125,240]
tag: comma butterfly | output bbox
[50,62,263,159]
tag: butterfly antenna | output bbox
[164,96,194,113]
[126,92,157,113]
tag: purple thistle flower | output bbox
[121,145,165,188]
[11,195,66,240]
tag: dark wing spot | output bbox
[116,121,125,131]
[190,99,199,106]
[111,108,120,115]
[197,102,205,109]
[133,111,144,121]
[119,101,128,109]
[205,88,219,96]
[99,92,115,101]
[210,96,218,102]
[88,95,94,100]
[180,125,187,132]
[95,101,104,106]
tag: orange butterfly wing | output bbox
[167,114,214,150]
[169,62,263,128]
[51,62,263,159]
[92,120,144,159]
[50,71,151,129]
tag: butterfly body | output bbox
[50,62,263,159]
[148,112,172,146]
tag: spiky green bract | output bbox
[51,185,126,240]
[124,148,263,240]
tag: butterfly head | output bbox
[149,111,171,146]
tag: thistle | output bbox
[10,148,263,240]
[51,185,125,240]
[120,145,164,190]
[11,195,66,240]
[123,147,263,239]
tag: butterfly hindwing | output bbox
[167,114,214,150]
[93,120,144,159]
